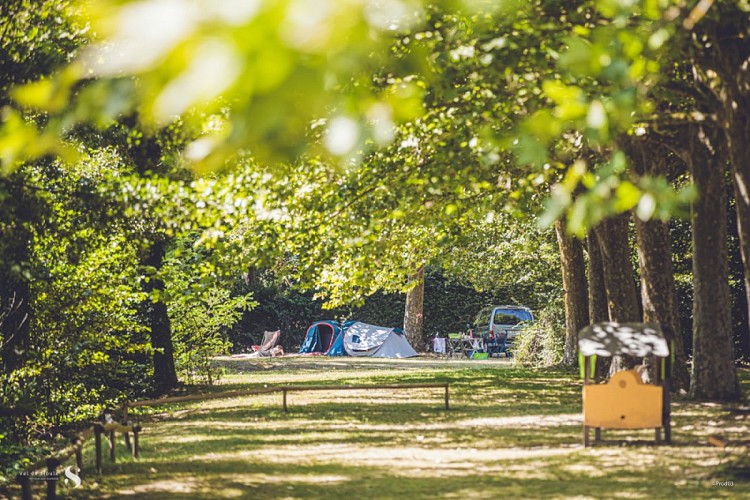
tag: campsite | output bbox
[3,1,750,498]
[59,357,750,498]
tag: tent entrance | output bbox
[299,321,344,355]
[318,324,336,353]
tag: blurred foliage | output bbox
[512,299,566,367]
[0,0,708,233]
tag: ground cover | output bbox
[52,358,750,499]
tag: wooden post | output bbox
[583,356,590,447]
[109,429,116,462]
[133,425,141,459]
[663,356,672,444]
[124,430,132,452]
[593,357,602,444]
[46,457,60,500]
[444,383,449,410]
[283,388,288,413]
[593,357,601,383]
[16,473,31,500]
[94,424,103,474]
[593,359,601,443]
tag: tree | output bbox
[139,238,178,394]
[163,239,255,385]
[585,231,608,324]
[0,0,89,373]
[554,218,588,365]
[403,265,426,348]
[0,174,36,373]
[682,123,740,400]
[623,135,690,390]
[688,4,750,361]
[593,213,641,374]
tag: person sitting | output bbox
[249,330,282,358]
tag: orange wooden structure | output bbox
[578,322,671,447]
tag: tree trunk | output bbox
[141,239,178,395]
[622,135,690,391]
[586,231,609,324]
[555,219,589,366]
[403,265,425,350]
[593,214,641,374]
[725,94,750,359]
[634,217,690,391]
[684,124,741,401]
[593,214,640,322]
[243,266,256,287]
[733,176,750,357]
[697,0,750,360]
[0,177,34,374]
[0,284,30,373]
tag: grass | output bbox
[38,358,750,498]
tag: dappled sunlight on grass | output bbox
[65,360,749,499]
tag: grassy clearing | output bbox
[46,358,750,498]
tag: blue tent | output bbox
[299,321,417,358]
[298,320,347,356]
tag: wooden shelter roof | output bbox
[578,322,670,358]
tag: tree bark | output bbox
[697,0,750,360]
[634,217,690,391]
[684,123,741,401]
[622,136,690,391]
[724,85,750,359]
[0,285,30,373]
[586,230,611,377]
[555,219,589,366]
[593,214,640,322]
[0,176,34,373]
[733,174,750,357]
[141,239,178,395]
[593,213,641,374]
[586,231,609,324]
[403,265,425,350]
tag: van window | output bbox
[473,306,493,327]
[492,308,533,325]
[493,313,523,325]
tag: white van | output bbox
[470,305,534,344]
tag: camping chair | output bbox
[252,330,281,356]
[447,333,468,358]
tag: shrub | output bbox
[512,300,565,367]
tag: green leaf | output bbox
[614,181,641,212]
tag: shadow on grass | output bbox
[65,448,742,500]
[51,364,750,499]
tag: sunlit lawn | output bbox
[57,357,749,499]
